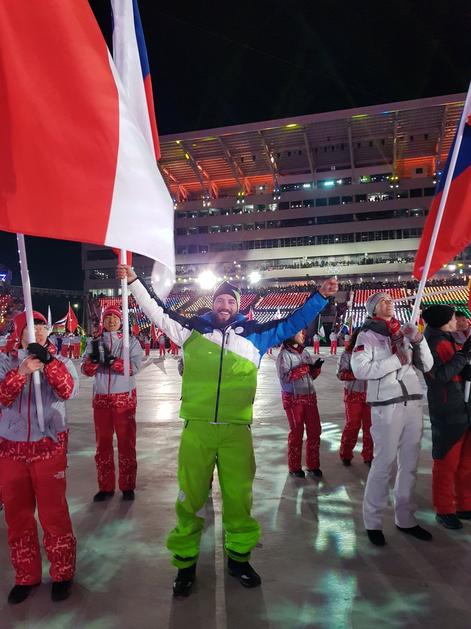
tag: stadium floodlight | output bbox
[248,270,262,285]
[197,270,219,290]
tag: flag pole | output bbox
[411,81,471,325]
[16,234,45,432]
[120,249,131,395]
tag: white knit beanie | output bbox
[365,292,390,317]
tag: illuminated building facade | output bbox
[82,93,466,296]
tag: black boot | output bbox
[173,565,196,598]
[8,583,40,605]
[289,469,305,478]
[122,490,135,501]
[307,468,323,478]
[436,513,463,529]
[51,580,72,602]
[396,524,432,541]
[227,558,261,588]
[93,491,115,502]
[366,529,386,546]
[342,458,352,466]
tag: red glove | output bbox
[44,360,75,400]
[289,364,310,381]
[81,358,99,377]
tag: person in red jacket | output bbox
[81,306,143,502]
[276,330,324,478]
[336,328,373,466]
[0,311,78,604]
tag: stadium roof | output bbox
[158,93,465,201]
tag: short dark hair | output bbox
[455,310,468,318]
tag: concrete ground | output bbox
[1,348,471,629]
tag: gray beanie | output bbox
[365,292,390,317]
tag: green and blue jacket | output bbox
[130,280,328,424]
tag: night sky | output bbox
[1,0,470,289]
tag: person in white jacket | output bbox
[351,292,434,546]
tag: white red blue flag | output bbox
[414,89,471,278]
[0,1,174,297]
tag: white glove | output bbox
[401,323,423,344]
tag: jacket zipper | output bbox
[213,326,230,421]
[107,332,113,396]
[27,376,32,442]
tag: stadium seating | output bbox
[92,282,471,335]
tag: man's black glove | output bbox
[313,358,324,369]
[103,344,116,367]
[27,342,53,365]
[90,340,101,364]
[460,336,471,358]
[461,365,471,381]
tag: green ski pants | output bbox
[166,421,261,568]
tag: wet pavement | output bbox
[1,349,471,628]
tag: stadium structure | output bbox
[82,93,471,333]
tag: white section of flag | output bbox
[110,1,175,298]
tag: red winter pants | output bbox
[0,451,76,585]
[340,397,373,462]
[94,406,137,491]
[313,342,320,355]
[432,429,471,514]
[282,394,321,471]
[330,341,337,355]
[145,343,151,357]
[159,345,166,357]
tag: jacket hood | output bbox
[361,317,390,337]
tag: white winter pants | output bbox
[363,400,423,529]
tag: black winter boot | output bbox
[122,490,135,501]
[8,583,40,605]
[51,580,72,602]
[93,491,115,502]
[289,469,305,478]
[366,529,386,546]
[173,564,196,598]
[436,513,463,529]
[396,524,432,541]
[227,558,261,588]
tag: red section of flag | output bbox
[112,248,133,265]
[413,169,471,278]
[0,1,119,243]
[144,75,161,161]
[67,305,78,334]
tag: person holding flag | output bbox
[351,292,433,546]
[81,306,143,502]
[118,263,337,598]
[0,311,78,604]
